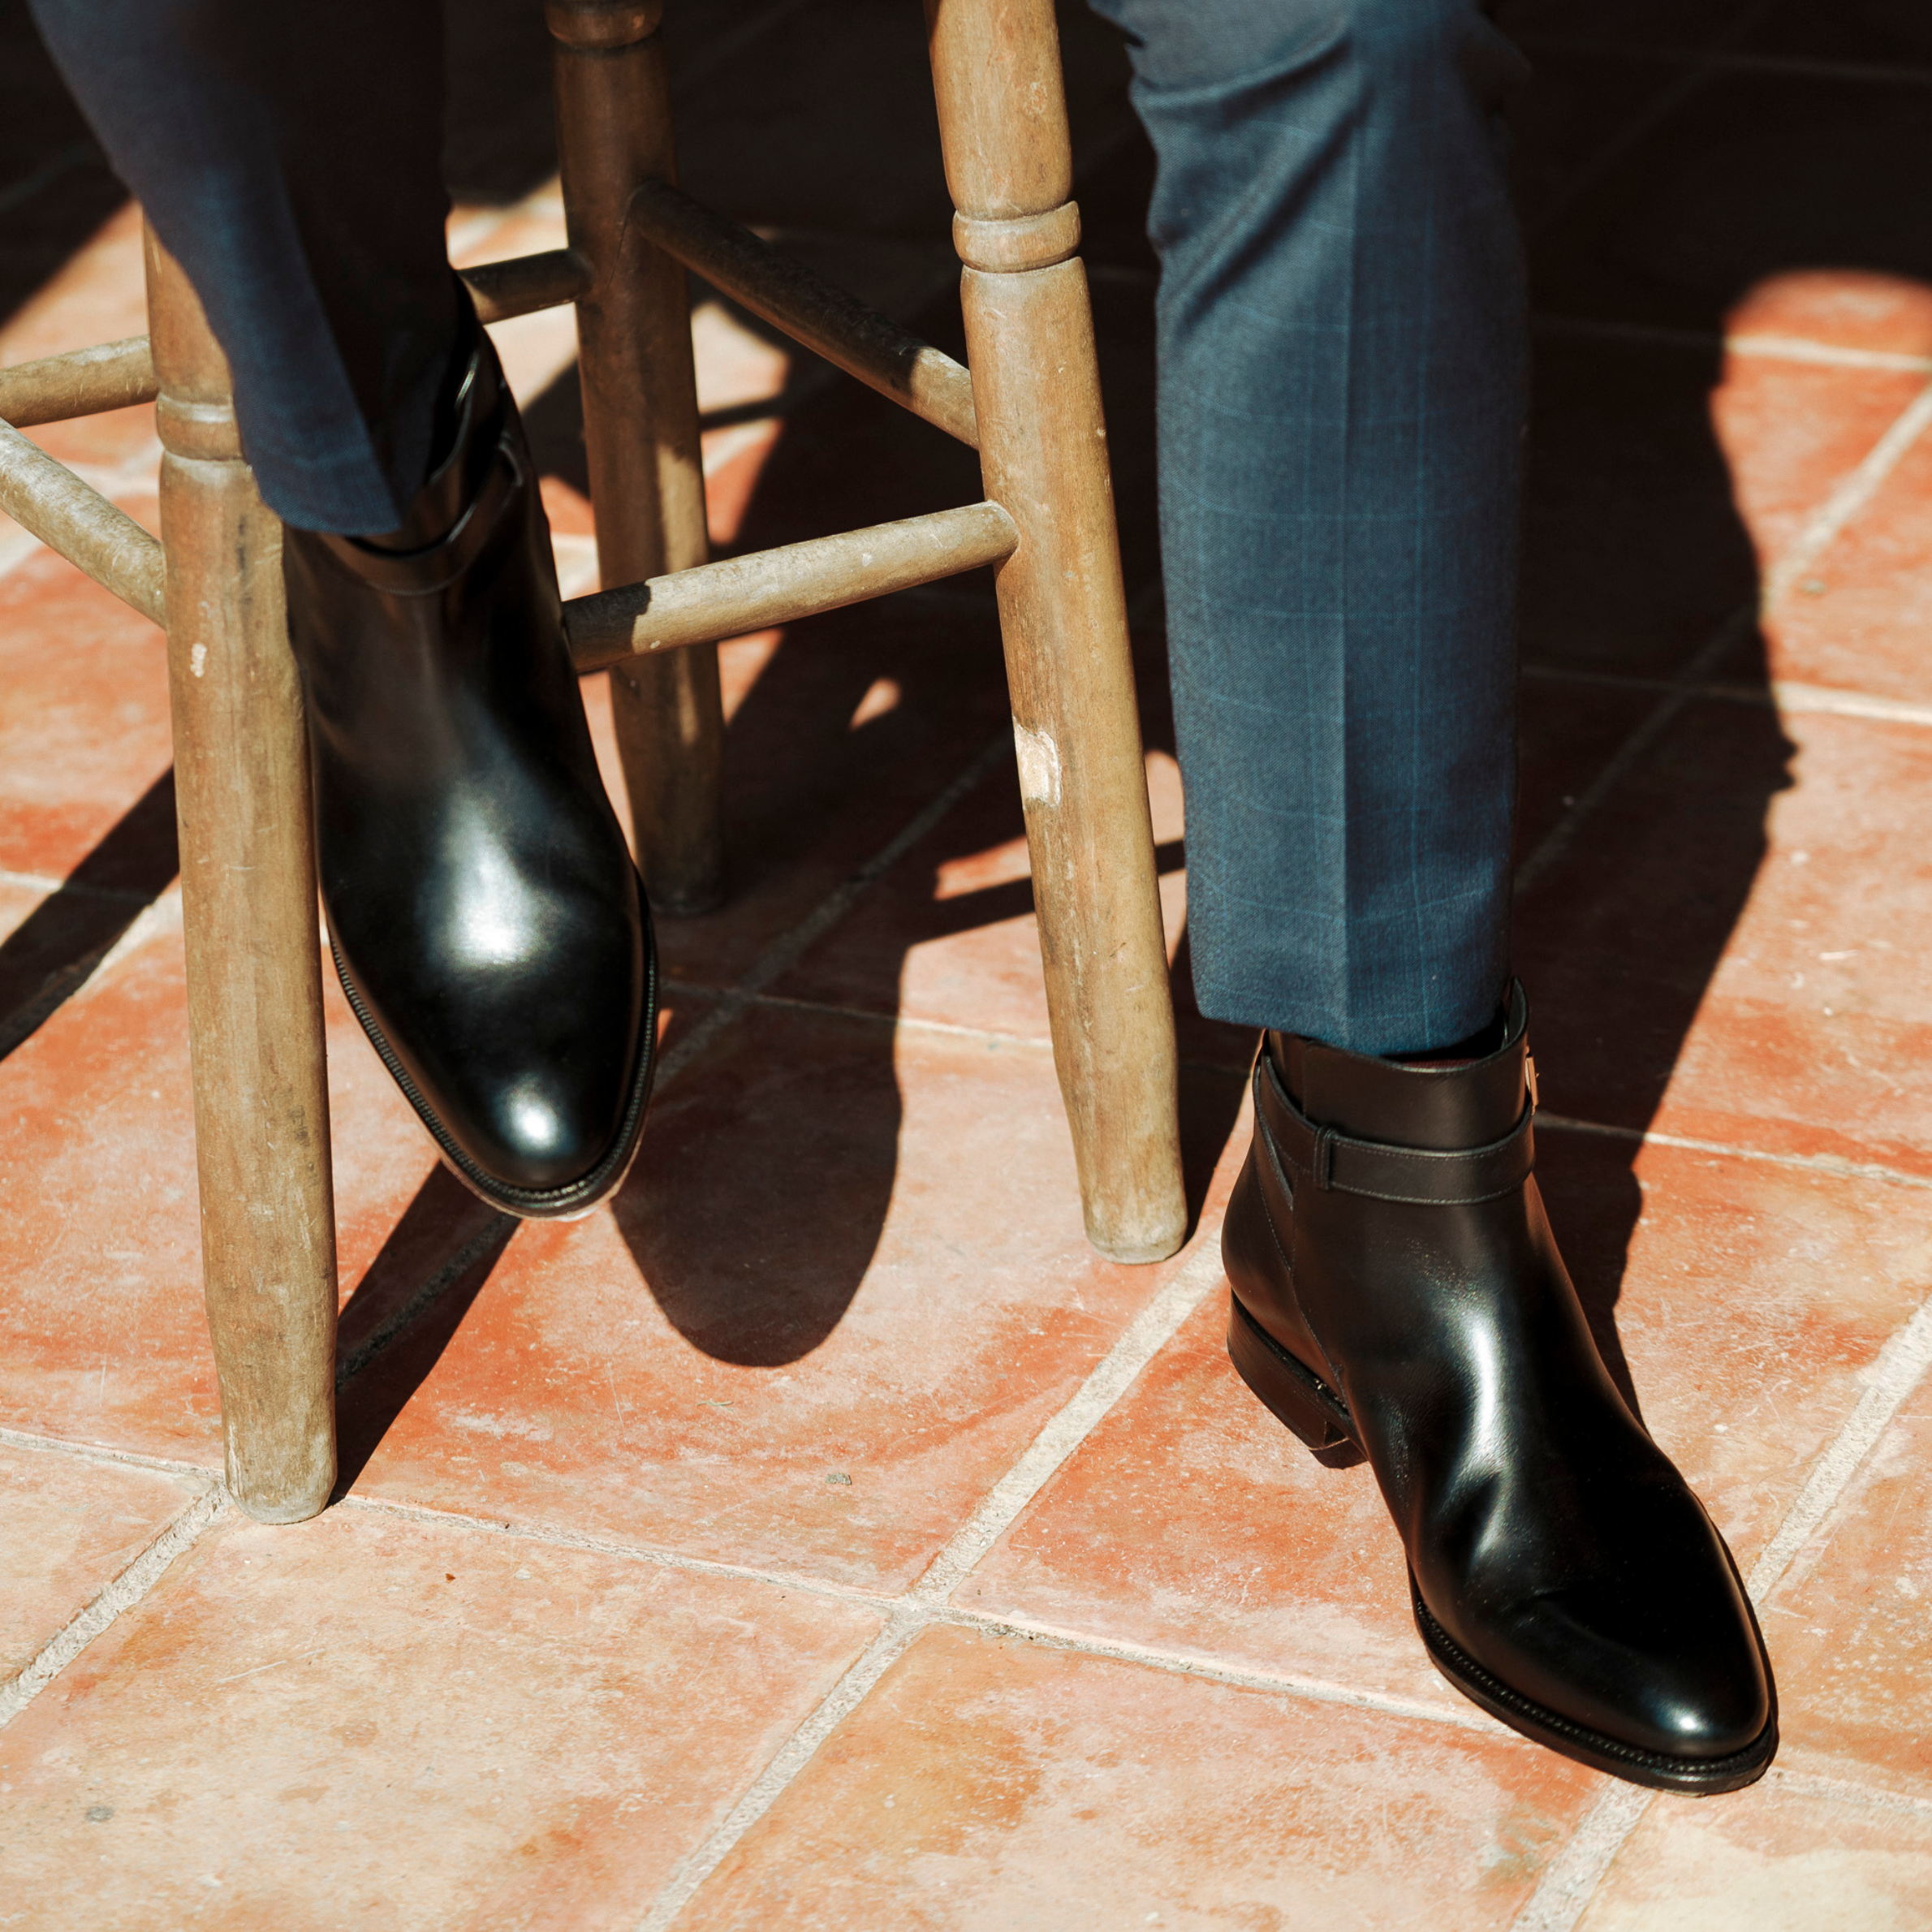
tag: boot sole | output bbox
[331,872,658,1223]
[1227,1292,1779,1795]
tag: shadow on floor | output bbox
[8,0,1930,1442]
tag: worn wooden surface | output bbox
[567,500,1016,671]
[629,180,979,447]
[926,0,1185,1262]
[550,0,726,916]
[0,335,157,428]
[459,247,592,326]
[147,231,339,1522]
[0,416,164,623]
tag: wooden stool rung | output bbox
[627,180,980,448]
[0,337,157,429]
[0,248,586,439]
[462,248,593,326]
[0,418,165,623]
[566,498,1016,671]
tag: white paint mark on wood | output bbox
[1013,720,1061,807]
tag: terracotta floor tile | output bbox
[682,1623,1601,1932]
[0,877,517,1468]
[0,549,172,885]
[0,201,148,372]
[701,417,786,549]
[769,666,1719,1080]
[1758,419,1932,706]
[646,602,1016,990]
[1520,702,1932,1171]
[1748,0,1932,78]
[960,1135,1931,1711]
[1756,1367,1932,1797]
[1575,1772,1932,1930]
[0,869,171,1059]
[1503,35,1723,238]
[1711,359,1930,579]
[1516,675,1664,870]
[0,1445,205,1682]
[0,930,218,1465]
[1520,337,1759,679]
[1727,270,1932,364]
[0,1501,882,1930]
[766,738,1184,1046]
[1529,70,1932,345]
[340,1003,1208,1593]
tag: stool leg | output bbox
[549,0,725,915]
[146,231,339,1521]
[926,0,1185,1262]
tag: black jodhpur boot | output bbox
[1222,983,1776,1792]
[282,313,655,1218]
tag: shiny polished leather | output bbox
[283,322,654,1218]
[1223,985,1776,1792]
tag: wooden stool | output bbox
[0,0,1186,1523]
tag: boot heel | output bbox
[1227,1294,1365,1468]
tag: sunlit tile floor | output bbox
[6,1,1932,1925]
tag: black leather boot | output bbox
[1222,984,1776,1792]
[282,314,655,1219]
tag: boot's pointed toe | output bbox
[1223,984,1777,1793]
[1465,1560,1774,1762]
[287,313,655,1219]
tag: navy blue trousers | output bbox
[27,0,1527,1055]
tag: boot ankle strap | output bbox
[1255,1054,1535,1206]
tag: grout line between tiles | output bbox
[0,1423,217,1481]
[649,730,1012,1095]
[1523,0,1782,240]
[1532,313,1932,373]
[909,1238,1230,1600]
[633,1613,925,1932]
[1510,1781,1657,1932]
[1514,604,1753,897]
[1745,1288,1932,1603]
[630,1231,1233,1927]
[337,1489,903,1615]
[1512,1237,1932,1926]
[0,140,100,222]
[1764,378,1932,609]
[15,1407,1932,1817]
[1525,663,1932,729]
[1535,1113,1932,1192]
[672,0,821,98]
[1520,354,1932,898]
[1766,1766,1932,1821]
[337,1487,1494,1733]
[0,1484,225,1731]
[919,1607,1496,1732]
[662,978,1058,1054]
[0,865,151,902]
[1512,37,1932,90]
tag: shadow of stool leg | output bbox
[927,0,1185,1262]
[148,229,339,1521]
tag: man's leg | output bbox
[26,1,658,1218]
[26,0,460,533]
[1093,0,1778,1792]
[1094,0,1524,1055]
